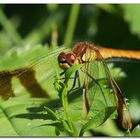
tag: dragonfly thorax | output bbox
[72,42,100,63]
[81,48,97,62]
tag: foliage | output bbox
[0,4,140,136]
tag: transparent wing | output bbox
[84,60,117,119]
[85,49,132,130]
[0,46,69,100]
[64,57,117,130]
[101,59,132,130]
[68,52,132,130]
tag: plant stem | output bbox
[62,84,76,136]
[51,22,58,49]
[64,4,80,47]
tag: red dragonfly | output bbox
[58,42,140,130]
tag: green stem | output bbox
[0,8,23,46]
[62,84,76,136]
[51,22,58,49]
[64,4,80,47]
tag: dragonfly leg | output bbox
[60,71,65,76]
[68,70,81,93]
[58,71,71,83]
[71,70,80,89]
[59,70,80,88]
[58,70,81,96]
[57,71,66,83]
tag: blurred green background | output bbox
[0,4,140,127]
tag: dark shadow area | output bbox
[17,67,50,98]
[0,71,15,100]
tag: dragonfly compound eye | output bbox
[58,52,66,63]
[58,52,72,70]
[66,53,76,65]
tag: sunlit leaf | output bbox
[79,103,116,136]
[0,98,58,136]
[131,124,140,136]
[122,4,140,38]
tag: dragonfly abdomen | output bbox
[98,47,140,61]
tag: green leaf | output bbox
[124,129,132,136]
[0,98,58,136]
[44,106,59,121]
[129,98,140,122]
[122,4,140,38]
[0,43,128,136]
[0,107,18,136]
[131,124,140,136]
[79,103,116,136]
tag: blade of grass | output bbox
[64,4,80,47]
[61,84,75,135]
[51,22,58,49]
[0,8,23,46]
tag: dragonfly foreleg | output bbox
[68,70,81,94]
[57,71,75,83]
[59,71,80,85]
[70,70,80,89]
[60,71,65,76]
[58,70,81,95]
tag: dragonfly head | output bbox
[58,52,77,70]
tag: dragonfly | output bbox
[57,42,140,130]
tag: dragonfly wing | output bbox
[82,61,90,119]
[100,58,132,130]
[80,48,116,120]
[85,61,117,116]
[0,72,15,100]
[110,78,132,130]
[0,46,68,100]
